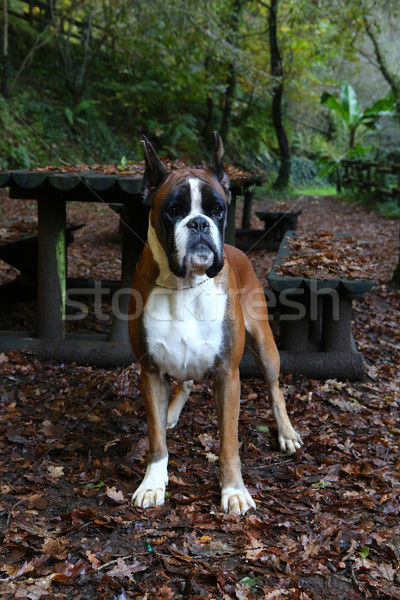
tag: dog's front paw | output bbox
[132,486,165,508]
[278,427,302,454]
[221,487,256,515]
[131,457,168,509]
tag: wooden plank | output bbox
[11,171,47,189]
[37,198,66,340]
[48,173,81,191]
[376,187,395,197]
[376,166,394,174]
[117,177,143,195]
[225,192,237,246]
[0,173,11,187]
[82,174,117,192]
[241,189,254,229]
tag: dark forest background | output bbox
[1,0,400,192]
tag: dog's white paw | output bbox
[132,486,165,508]
[278,428,302,454]
[221,487,256,515]
[131,456,168,509]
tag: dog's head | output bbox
[141,132,230,279]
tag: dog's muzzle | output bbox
[173,215,224,279]
[187,216,210,234]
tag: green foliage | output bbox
[321,84,360,128]
[362,93,397,127]
[321,84,395,151]
[311,479,331,490]
[317,85,396,184]
[255,424,269,433]
[374,198,400,218]
[359,546,370,558]
[334,187,400,218]
[293,184,337,196]
[238,577,259,589]
[0,86,136,169]
[64,100,96,128]
[1,0,399,178]
[290,156,321,185]
[0,100,42,169]
[84,480,105,490]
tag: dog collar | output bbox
[135,268,210,291]
[153,277,210,290]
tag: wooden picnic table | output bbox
[265,231,374,380]
[0,168,262,366]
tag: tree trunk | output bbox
[1,0,9,98]
[391,226,400,287]
[364,16,400,112]
[349,125,356,149]
[219,0,243,141]
[202,93,214,149]
[220,61,236,141]
[364,15,400,284]
[269,0,290,190]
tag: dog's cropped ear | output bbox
[209,131,231,203]
[141,136,171,207]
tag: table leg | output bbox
[279,296,310,352]
[241,189,254,229]
[37,198,66,340]
[321,295,353,352]
[109,200,148,343]
[226,191,237,246]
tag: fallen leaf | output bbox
[106,486,125,503]
[107,557,148,579]
[47,465,64,479]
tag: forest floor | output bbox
[0,191,399,600]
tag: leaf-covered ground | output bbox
[0,192,399,599]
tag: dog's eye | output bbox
[213,205,224,217]
[167,205,179,217]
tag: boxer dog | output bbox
[129,133,302,515]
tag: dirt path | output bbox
[0,192,399,599]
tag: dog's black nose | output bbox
[187,216,210,233]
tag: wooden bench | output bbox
[266,231,374,380]
[0,219,84,300]
[235,206,301,251]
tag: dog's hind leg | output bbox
[246,325,302,453]
[239,272,302,454]
[167,380,193,428]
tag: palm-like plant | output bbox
[321,83,394,154]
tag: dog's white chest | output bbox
[143,280,227,381]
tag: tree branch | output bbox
[7,27,56,97]
[364,15,400,98]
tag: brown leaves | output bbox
[0,368,398,598]
[244,535,264,561]
[1,194,400,598]
[33,160,254,181]
[276,231,376,280]
[0,218,38,243]
[3,352,397,595]
[106,557,148,579]
[105,486,126,503]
